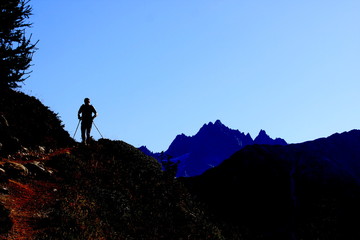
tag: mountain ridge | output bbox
[1,89,359,239]
[140,120,287,177]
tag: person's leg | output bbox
[81,123,86,144]
[85,121,93,144]
[86,127,91,144]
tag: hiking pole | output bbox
[93,121,104,138]
[73,119,81,139]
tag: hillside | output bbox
[182,130,360,239]
[0,90,223,239]
[0,89,74,155]
[3,89,360,239]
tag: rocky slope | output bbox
[3,89,359,239]
[0,89,74,155]
[0,90,223,239]
[0,141,224,239]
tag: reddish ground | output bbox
[0,149,72,240]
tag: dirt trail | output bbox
[0,148,72,240]
[0,180,59,240]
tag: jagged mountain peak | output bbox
[203,119,222,125]
[198,120,241,136]
[254,129,287,145]
[201,120,226,128]
[141,120,286,177]
[138,145,153,155]
[254,129,271,143]
[175,133,190,139]
[258,129,268,135]
[200,120,224,129]
[214,119,223,125]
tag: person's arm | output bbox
[92,106,98,119]
[78,105,83,120]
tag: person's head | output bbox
[84,98,90,105]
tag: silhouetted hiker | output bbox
[78,98,97,145]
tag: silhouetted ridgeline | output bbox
[140,120,287,177]
[0,89,74,154]
[0,90,223,239]
[2,89,360,239]
[182,129,360,239]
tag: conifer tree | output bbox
[0,0,38,90]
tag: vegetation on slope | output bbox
[0,90,223,239]
[35,140,222,239]
[0,89,74,154]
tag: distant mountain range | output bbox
[181,129,360,239]
[4,88,359,238]
[139,120,287,177]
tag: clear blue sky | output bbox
[22,0,360,152]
